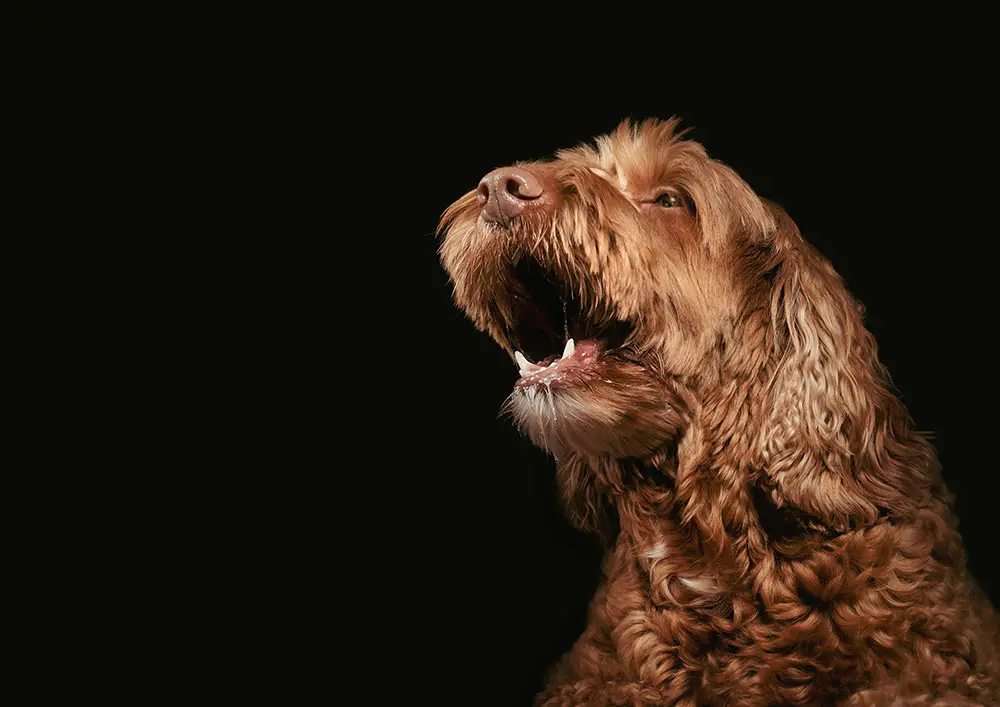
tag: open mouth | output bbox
[508,257,634,389]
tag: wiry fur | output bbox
[438,119,1000,705]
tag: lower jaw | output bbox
[514,339,603,389]
[514,368,597,392]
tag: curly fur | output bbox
[438,119,1000,705]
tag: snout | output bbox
[477,167,546,224]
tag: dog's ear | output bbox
[756,203,936,532]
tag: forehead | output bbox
[554,119,705,193]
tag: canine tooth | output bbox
[515,351,532,369]
[562,338,575,359]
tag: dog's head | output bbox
[438,119,777,457]
[438,119,934,534]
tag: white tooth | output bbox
[562,338,575,359]
[515,351,543,371]
[519,369,535,378]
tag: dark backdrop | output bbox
[377,71,997,705]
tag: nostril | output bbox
[505,171,544,200]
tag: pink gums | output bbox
[515,339,603,389]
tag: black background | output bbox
[373,62,998,704]
[28,16,998,707]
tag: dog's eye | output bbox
[654,192,685,208]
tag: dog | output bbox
[437,119,999,706]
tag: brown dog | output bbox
[437,119,999,706]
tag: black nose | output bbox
[477,167,545,224]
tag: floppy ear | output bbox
[757,203,937,532]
